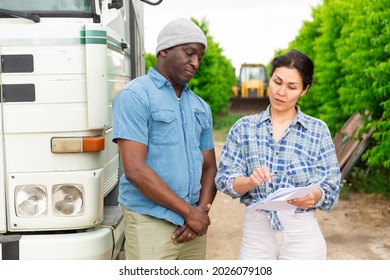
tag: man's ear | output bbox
[159,49,168,57]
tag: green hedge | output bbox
[286,0,389,169]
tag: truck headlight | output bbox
[15,185,48,217]
[53,184,84,216]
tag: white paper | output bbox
[246,182,320,212]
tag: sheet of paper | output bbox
[246,182,321,212]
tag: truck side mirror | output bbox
[109,0,123,9]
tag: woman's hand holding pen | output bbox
[249,166,272,187]
[233,166,272,194]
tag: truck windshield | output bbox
[0,0,92,13]
[241,66,266,82]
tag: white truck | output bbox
[0,0,160,260]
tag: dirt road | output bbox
[206,142,390,260]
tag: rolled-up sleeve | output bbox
[315,125,341,211]
[215,121,247,199]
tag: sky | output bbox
[143,0,323,74]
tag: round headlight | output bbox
[53,184,84,216]
[15,185,48,217]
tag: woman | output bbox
[215,49,341,260]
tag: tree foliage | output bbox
[284,0,390,169]
[144,52,156,73]
[144,18,236,120]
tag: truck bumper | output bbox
[0,206,124,260]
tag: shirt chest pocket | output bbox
[194,111,211,138]
[150,110,179,146]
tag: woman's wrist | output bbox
[233,177,256,194]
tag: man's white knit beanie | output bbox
[155,18,207,56]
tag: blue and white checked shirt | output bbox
[215,105,341,230]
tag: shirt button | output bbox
[275,152,279,155]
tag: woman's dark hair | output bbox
[270,49,314,90]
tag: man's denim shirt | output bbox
[112,68,214,226]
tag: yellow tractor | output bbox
[232,63,270,99]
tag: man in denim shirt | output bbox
[112,18,217,260]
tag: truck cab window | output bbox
[0,0,92,12]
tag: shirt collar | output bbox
[147,67,190,92]
[260,104,310,129]
[294,105,310,129]
[259,105,271,124]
